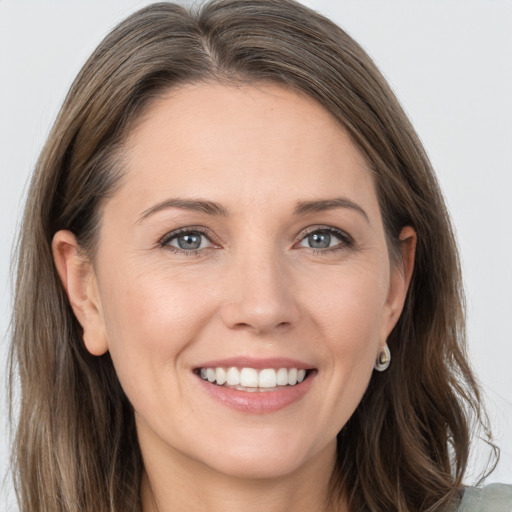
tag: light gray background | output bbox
[1,0,511,507]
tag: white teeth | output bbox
[276,368,289,386]
[240,368,258,387]
[215,367,226,385]
[259,369,277,388]
[198,366,309,389]
[226,367,240,386]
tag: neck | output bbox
[140,441,344,512]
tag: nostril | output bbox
[232,322,251,330]
[231,320,292,333]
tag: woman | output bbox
[8,1,511,511]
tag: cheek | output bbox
[101,263,208,339]
[305,263,388,396]
[305,262,389,347]
[285,265,389,446]
[97,267,214,396]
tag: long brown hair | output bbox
[9,1,496,511]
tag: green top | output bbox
[458,484,512,511]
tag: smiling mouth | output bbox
[195,367,313,392]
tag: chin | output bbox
[203,451,310,481]
[190,430,334,481]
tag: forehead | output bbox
[115,82,378,217]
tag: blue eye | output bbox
[298,228,350,251]
[163,230,212,252]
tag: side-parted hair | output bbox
[9,1,496,511]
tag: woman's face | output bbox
[56,83,413,481]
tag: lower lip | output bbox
[195,372,316,414]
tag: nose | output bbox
[219,249,300,335]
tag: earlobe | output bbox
[52,230,109,356]
[381,226,417,340]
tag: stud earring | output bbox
[374,345,391,372]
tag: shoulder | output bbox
[458,484,512,511]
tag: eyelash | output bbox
[158,225,354,256]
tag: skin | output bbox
[53,83,416,512]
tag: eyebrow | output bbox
[294,198,370,223]
[137,196,369,224]
[137,198,229,223]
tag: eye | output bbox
[160,229,214,252]
[297,227,352,251]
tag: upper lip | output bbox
[194,357,314,371]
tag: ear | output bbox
[380,226,417,344]
[52,230,109,356]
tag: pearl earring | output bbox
[374,345,391,372]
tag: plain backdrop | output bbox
[1,0,511,507]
